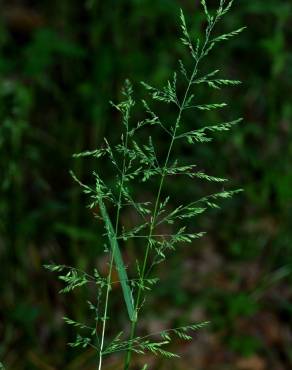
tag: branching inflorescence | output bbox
[46,1,244,369]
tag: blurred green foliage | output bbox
[0,0,291,368]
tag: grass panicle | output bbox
[46,1,244,369]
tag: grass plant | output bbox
[46,1,244,369]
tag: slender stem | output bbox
[123,14,220,369]
[123,64,199,370]
[98,114,130,369]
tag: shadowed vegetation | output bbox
[0,0,291,369]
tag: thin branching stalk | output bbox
[99,92,133,369]
[123,10,224,369]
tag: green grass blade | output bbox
[98,199,136,322]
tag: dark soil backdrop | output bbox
[0,0,291,369]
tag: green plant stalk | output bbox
[98,119,133,369]
[123,14,219,370]
[123,70,195,370]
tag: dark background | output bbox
[0,0,291,369]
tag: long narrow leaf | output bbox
[98,199,136,322]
